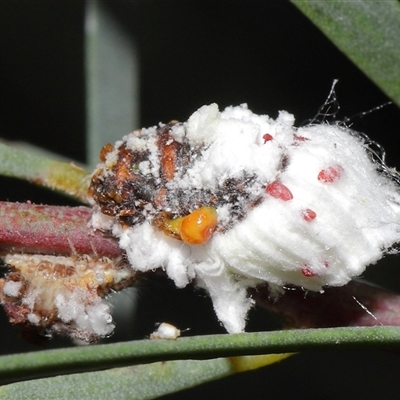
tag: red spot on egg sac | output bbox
[263,133,273,143]
[301,266,316,277]
[318,165,343,183]
[266,181,293,201]
[302,209,317,222]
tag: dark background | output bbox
[1,1,400,398]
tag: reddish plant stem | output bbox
[253,280,400,328]
[0,201,121,257]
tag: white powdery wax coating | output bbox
[3,281,22,298]
[94,104,400,334]
[55,290,114,337]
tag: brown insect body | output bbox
[89,123,265,237]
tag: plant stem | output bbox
[0,202,121,257]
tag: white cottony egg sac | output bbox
[89,103,400,334]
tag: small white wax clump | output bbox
[55,290,114,337]
[92,103,400,334]
[150,323,181,340]
[3,281,22,298]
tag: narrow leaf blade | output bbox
[0,355,292,400]
[1,327,400,385]
[0,142,90,202]
[291,0,400,107]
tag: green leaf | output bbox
[0,142,90,203]
[0,355,293,400]
[1,327,400,385]
[85,0,139,169]
[290,0,400,107]
[2,326,400,398]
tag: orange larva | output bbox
[180,207,218,245]
[165,206,218,245]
